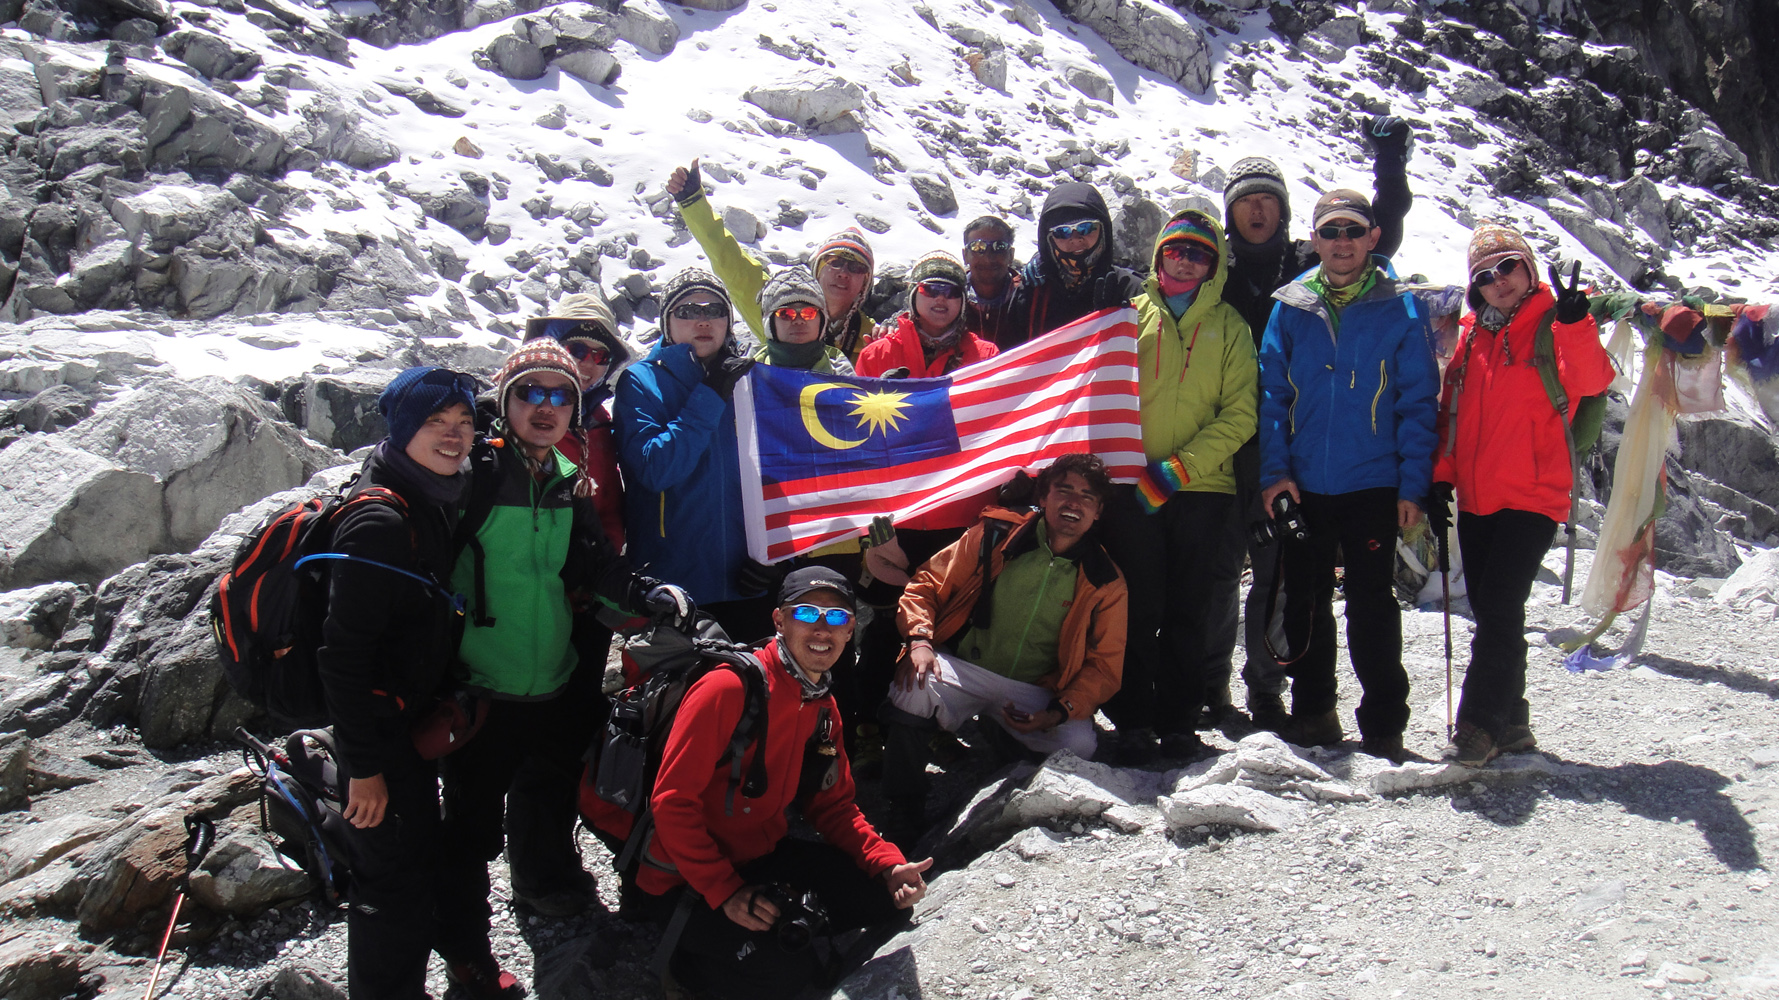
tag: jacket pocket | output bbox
[1370,359,1388,435]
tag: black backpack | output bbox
[579,618,838,877]
[208,478,462,727]
[236,728,356,908]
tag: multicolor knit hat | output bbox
[1466,220,1538,279]
[905,251,968,312]
[1154,211,1220,270]
[494,338,582,428]
[813,228,876,276]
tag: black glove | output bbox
[1428,482,1454,536]
[737,558,787,597]
[1090,273,1127,310]
[1549,260,1590,325]
[1364,114,1414,175]
[641,581,696,631]
[703,355,753,401]
[879,366,911,380]
[865,515,896,549]
[672,159,703,206]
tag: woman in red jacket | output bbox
[1432,222,1615,766]
[856,252,998,378]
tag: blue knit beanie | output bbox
[379,366,477,451]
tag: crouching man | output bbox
[882,453,1128,843]
[648,567,933,1000]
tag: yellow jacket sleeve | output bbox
[676,193,769,339]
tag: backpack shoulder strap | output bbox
[1531,312,1571,419]
[455,437,505,628]
[713,652,772,816]
[967,516,1016,631]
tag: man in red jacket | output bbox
[648,567,933,1000]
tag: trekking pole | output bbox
[143,815,216,1000]
[1437,522,1454,742]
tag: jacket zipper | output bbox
[1013,556,1060,675]
[1371,359,1387,434]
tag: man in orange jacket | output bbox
[646,567,932,1000]
[881,453,1128,844]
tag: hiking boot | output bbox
[1246,692,1291,734]
[1284,710,1343,748]
[1112,727,1158,766]
[928,730,970,766]
[1497,724,1536,754]
[445,958,525,1000]
[1157,731,1219,763]
[1443,721,1499,767]
[513,869,596,918]
[1359,733,1407,764]
[1198,704,1252,736]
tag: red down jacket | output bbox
[1433,284,1615,522]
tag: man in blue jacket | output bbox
[1257,189,1438,762]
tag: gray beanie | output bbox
[1223,157,1291,218]
[758,269,828,341]
[660,267,732,320]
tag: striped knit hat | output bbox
[813,227,875,276]
[494,338,582,429]
[660,267,732,321]
[1155,211,1220,269]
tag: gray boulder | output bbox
[301,370,395,452]
[1065,64,1114,103]
[0,582,87,650]
[554,49,621,86]
[1051,0,1209,94]
[6,384,94,434]
[1544,204,1646,283]
[0,57,44,129]
[743,71,865,128]
[1678,128,1749,187]
[188,830,311,914]
[486,33,547,80]
[62,376,341,552]
[0,732,26,810]
[0,930,89,1000]
[0,437,166,590]
[105,181,251,253]
[615,0,679,55]
[1615,176,1673,248]
[409,179,490,240]
[909,172,958,216]
[0,813,117,882]
[160,28,263,80]
[1113,195,1168,270]
[550,4,618,49]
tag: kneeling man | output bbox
[883,453,1128,841]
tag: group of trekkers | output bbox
[316,113,1617,1000]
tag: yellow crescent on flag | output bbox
[799,382,868,450]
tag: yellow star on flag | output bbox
[848,389,913,437]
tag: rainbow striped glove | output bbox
[1135,456,1189,514]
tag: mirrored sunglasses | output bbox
[916,279,963,300]
[1049,220,1100,240]
[1160,243,1217,265]
[1316,223,1371,241]
[564,341,611,365]
[965,239,1013,254]
[790,604,855,626]
[513,383,575,408]
[772,305,823,323]
[822,257,871,276]
[1471,256,1525,287]
[672,301,730,321]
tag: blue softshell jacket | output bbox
[613,340,752,604]
[1257,256,1440,504]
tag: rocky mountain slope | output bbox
[2,0,1779,998]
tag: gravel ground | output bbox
[34,552,1779,1000]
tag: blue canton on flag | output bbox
[750,365,961,483]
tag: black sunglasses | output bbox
[513,383,575,408]
[564,341,611,365]
[1472,256,1525,287]
[917,279,963,300]
[1316,223,1372,241]
[672,301,730,321]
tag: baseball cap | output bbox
[778,566,856,608]
[1312,189,1376,229]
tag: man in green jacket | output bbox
[1099,210,1258,765]
[435,339,689,997]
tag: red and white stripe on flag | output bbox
[735,306,1147,563]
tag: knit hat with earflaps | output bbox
[905,251,968,313]
[813,228,875,276]
[759,269,829,339]
[494,338,582,429]
[1465,220,1539,309]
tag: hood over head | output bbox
[1034,182,1115,284]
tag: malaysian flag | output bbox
[735,307,1147,562]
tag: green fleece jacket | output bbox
[1130,214,1259,496]
[451,446,581,699]
[955,522,1079,685]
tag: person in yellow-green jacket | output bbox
[1099,209,1258,766]
[666,158,880,360]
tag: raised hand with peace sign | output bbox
[1549,259,1590,324]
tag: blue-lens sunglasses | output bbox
[790,604,855,626]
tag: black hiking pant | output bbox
[1455,508,1557,737]
[341,749,439,1000]
[1236,438,1288,700]
[504,627,611,897]
[1100,486,1240,736]
[1283,487,1410,739]
[659,839,910,1000]
[436,692,596,964]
